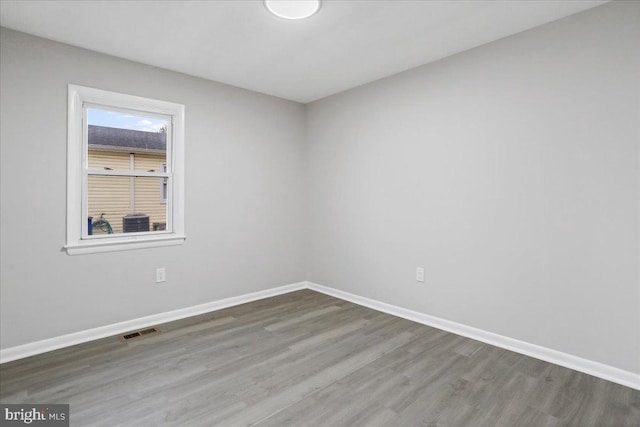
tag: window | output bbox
[66,85,185,254]
[160,162,168,203]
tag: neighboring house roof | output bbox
[88,125,166,153]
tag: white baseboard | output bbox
[0,281,306,364]
[2,280,638,391]
[306,282,640,391]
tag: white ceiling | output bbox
[0,0,607,103]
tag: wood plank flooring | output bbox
[1,289,638,426]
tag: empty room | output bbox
[0,0,639,425]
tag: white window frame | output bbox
[66,84,185,255]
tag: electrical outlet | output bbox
[156,267,166,283]
[416,267,425,283]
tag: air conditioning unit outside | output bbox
[123,214,150,233]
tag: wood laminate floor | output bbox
[1,289,638,426]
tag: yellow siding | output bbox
[87,175,130,234]
[134,153,167,230]
[87,150,167,234]
[134,153,166,172]
[88,150,130,170]
[133,177,167,230]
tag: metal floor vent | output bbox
[120,327,160,341]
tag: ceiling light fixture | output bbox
[264,0,321,20]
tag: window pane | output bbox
[87,108,168,171]
[88,175,168,235]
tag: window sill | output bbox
[65,234,186,255]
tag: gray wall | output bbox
[306,1,640,373]
[0,28,307,349]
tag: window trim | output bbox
[66,84,185,255]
